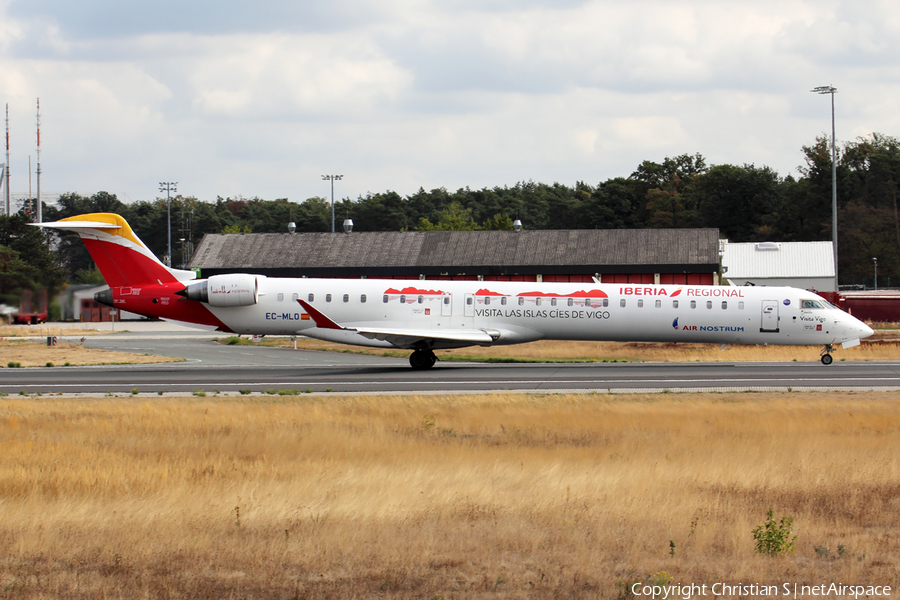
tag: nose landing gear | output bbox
[820,344,836,365]
[409,349,438,370]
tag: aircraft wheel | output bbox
[409,350,437,370]
[821,354,833,365]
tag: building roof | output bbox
[189,228,721,277]
[721,241,834,279]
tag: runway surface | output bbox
[2,331,899,394]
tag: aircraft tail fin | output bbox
[35,213,197,288]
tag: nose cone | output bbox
[859,321,875,339]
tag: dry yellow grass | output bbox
[0,392,898,598]
[0,324,115,337]
[0,339,181,367]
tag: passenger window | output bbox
[326,294,332,303]
[501,297,507,306]
[536,297,542,306]
[418,295,424,304]
[602,299,609,307]
[690,300,697,309]
[383,295,389,303]
[620,299,626,308]
[361,294,367,303]
[343,294,349,303]
[485,297,491,306]
[721,301,727,309]
[551,298,557,306]
[518,297,525,306]
[443,296,450,305]
[655,299,661,308]
[277,293,284,302]
[466,297,473,305]
[673,300,679,309]
[739,301,744,310]
[637,299,644,308]
[567,298,574,307]
[292,293,299,302]
[308,293,314,302]
[400,295,406,304]
[706,301,712,309]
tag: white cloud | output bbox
[0,0,898,205]
[187,34,412,118]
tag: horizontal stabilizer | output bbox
[36,220,121,230]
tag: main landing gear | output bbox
[820,344,836,365]
[409,349,438,370]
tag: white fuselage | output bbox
[194,277,872,350]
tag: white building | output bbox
[720,241,835,292]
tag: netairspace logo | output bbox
[630,582,892,599]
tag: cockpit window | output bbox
[801,299,824,309]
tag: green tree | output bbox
[0,245,40,305]
[696,164,784,241]
[578,178,640,229]
[0,213,66,305]
[836,133,900,286]
[481,213,515,230]
[416,201,481,231]
[630,153,707,228]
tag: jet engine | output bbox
[177,274,261,307]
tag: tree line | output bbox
[3,132,898,307]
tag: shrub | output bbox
[752,509,797,556]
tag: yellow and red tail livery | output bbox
[38,213,196,288]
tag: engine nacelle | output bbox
[178,274,261,307]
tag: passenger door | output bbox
[441,293,452,317]
[760,300,779,332]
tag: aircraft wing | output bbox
[297,299,494,348]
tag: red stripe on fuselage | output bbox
[112,283,234,332]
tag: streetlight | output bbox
[322,174,343,233]
[873,257,878,290]
[811,85,838,292]
[159,181,177,267]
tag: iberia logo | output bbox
[670,288,683,298]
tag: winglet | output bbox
[297,299,344,330]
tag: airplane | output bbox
[36,213,874,368]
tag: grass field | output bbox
[1,392,898,598]
[0,339,181,368]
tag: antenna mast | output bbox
[4,104,9,216]
[36,98,41,223]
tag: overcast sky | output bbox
[1,0,898,208]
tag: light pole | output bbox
[811,85,838,292]
[873,257,878,290]
[322,174,343,233]
[159,181,177,267]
